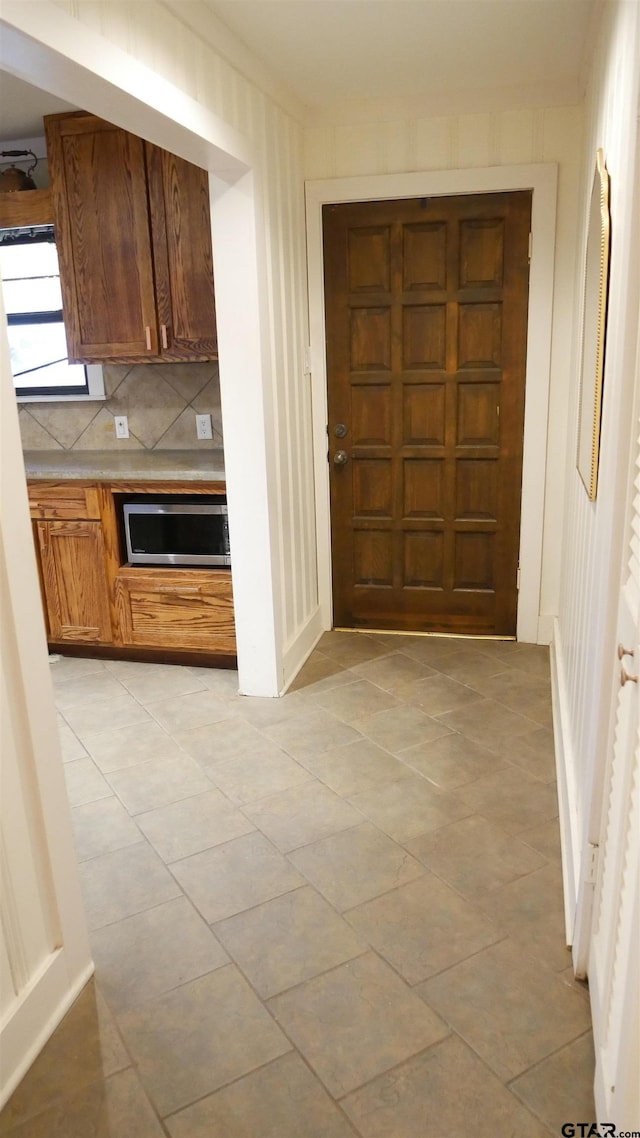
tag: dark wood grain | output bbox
[323,191,531,636]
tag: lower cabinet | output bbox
[27,478,235,661]
[34,519,112,644]
[114,568,235,653]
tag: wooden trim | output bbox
[46,642,237,670]
[0,189,53,229]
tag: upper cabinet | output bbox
[44,112,218,364]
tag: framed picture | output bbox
[577,148,611,501]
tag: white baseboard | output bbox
[550,619,581,946]
[280,605,324,694]
[536,613,555,644]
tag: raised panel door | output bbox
[323,191,531,635]
[36,520,112,643]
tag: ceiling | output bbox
[204,0,598,109]
[0,73,77,141]
[0,0,598,143]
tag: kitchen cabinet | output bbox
[44,112,217,364]
[27,478,235,664]
[115,567,235,653]
[28,482,112,644]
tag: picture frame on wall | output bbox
[576,148,611,501]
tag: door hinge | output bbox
[585,842,600,885]
[516,564,521,591]
[528,232,532,263]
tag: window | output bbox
[0,224,104,401]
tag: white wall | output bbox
[553,0,640,946]
[304,101,584,639]
[0,290,93,1108]
[1,0,320,694]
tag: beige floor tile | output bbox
[64,757,112,807]
[429,647,509,685]
[213,886,365,997]
[352,650,437,693]
[346,875,502,984]
[145,689,233,734]
[457,765,559,835]
[71,796,144,861]
[435,698,541,748]
[298,737,413,796]
[406,815,546,898]
[351,705,453,754]
[348,774,471,843]
[558,966,591,1003]
[403,672,485,717]
[170,831,305,922]
[83,720,185,774]
[61,693,152,742]
[286,651,349,694]
[118,967,290,1117]
[311,679,400,723]
[474,863,571,972]
[264,708,363,759]
[268,953,449,1098]
[56,715,87,761]
[117,665,207,704]
[204,743,312,804]
[399,731,509,789]
[243,781,362,852]
[341,1036,551,1138]
[418,938,591,1080]
[136,789,255,863]
[185,666,240,696]
[519,817,563,861]
[174,716,264,767]
[511,1032,596,1134]
[506,643,551,679]
[289,822,425,911]
[54,671,128,709]
[0,1069,165,1138]
[106,754,213,815]
[79,842,182,930]
[0,982,129,1132]
[490,726,557,783]
[316,631,390,667]
[91,897,229,1013]
[232,688,312,728]
[468,669,552,729]
[397,636,463,666]
[166,1052,354,1138]
[50,655,106,685]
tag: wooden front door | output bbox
[323,191,531,636]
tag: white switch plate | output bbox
[114,415,129,439]
[196,413,213,440]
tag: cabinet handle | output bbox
[160,324,169,350]
[145,326,152,351]
[620,665,639,686]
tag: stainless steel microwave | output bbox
[123,496,230,567]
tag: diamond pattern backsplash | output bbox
[18,362,223,451]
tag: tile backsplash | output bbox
[19,362,223,451]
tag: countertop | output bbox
[22,449,226,482]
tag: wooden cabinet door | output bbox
[115,568,235,652]
[45,113,159,361]
[146,144,218,360]
[36,520,112,643]
[323,191,531,637]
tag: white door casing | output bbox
[306,163,558,644]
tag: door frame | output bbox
[306,164,558,642]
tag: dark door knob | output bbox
[333,450,348,466]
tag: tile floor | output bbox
[0,632,596,1137]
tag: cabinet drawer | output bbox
[28,482,101,520]
[115,569,235,653]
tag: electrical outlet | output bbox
[196,413,213,440]
[114,416,129,439]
